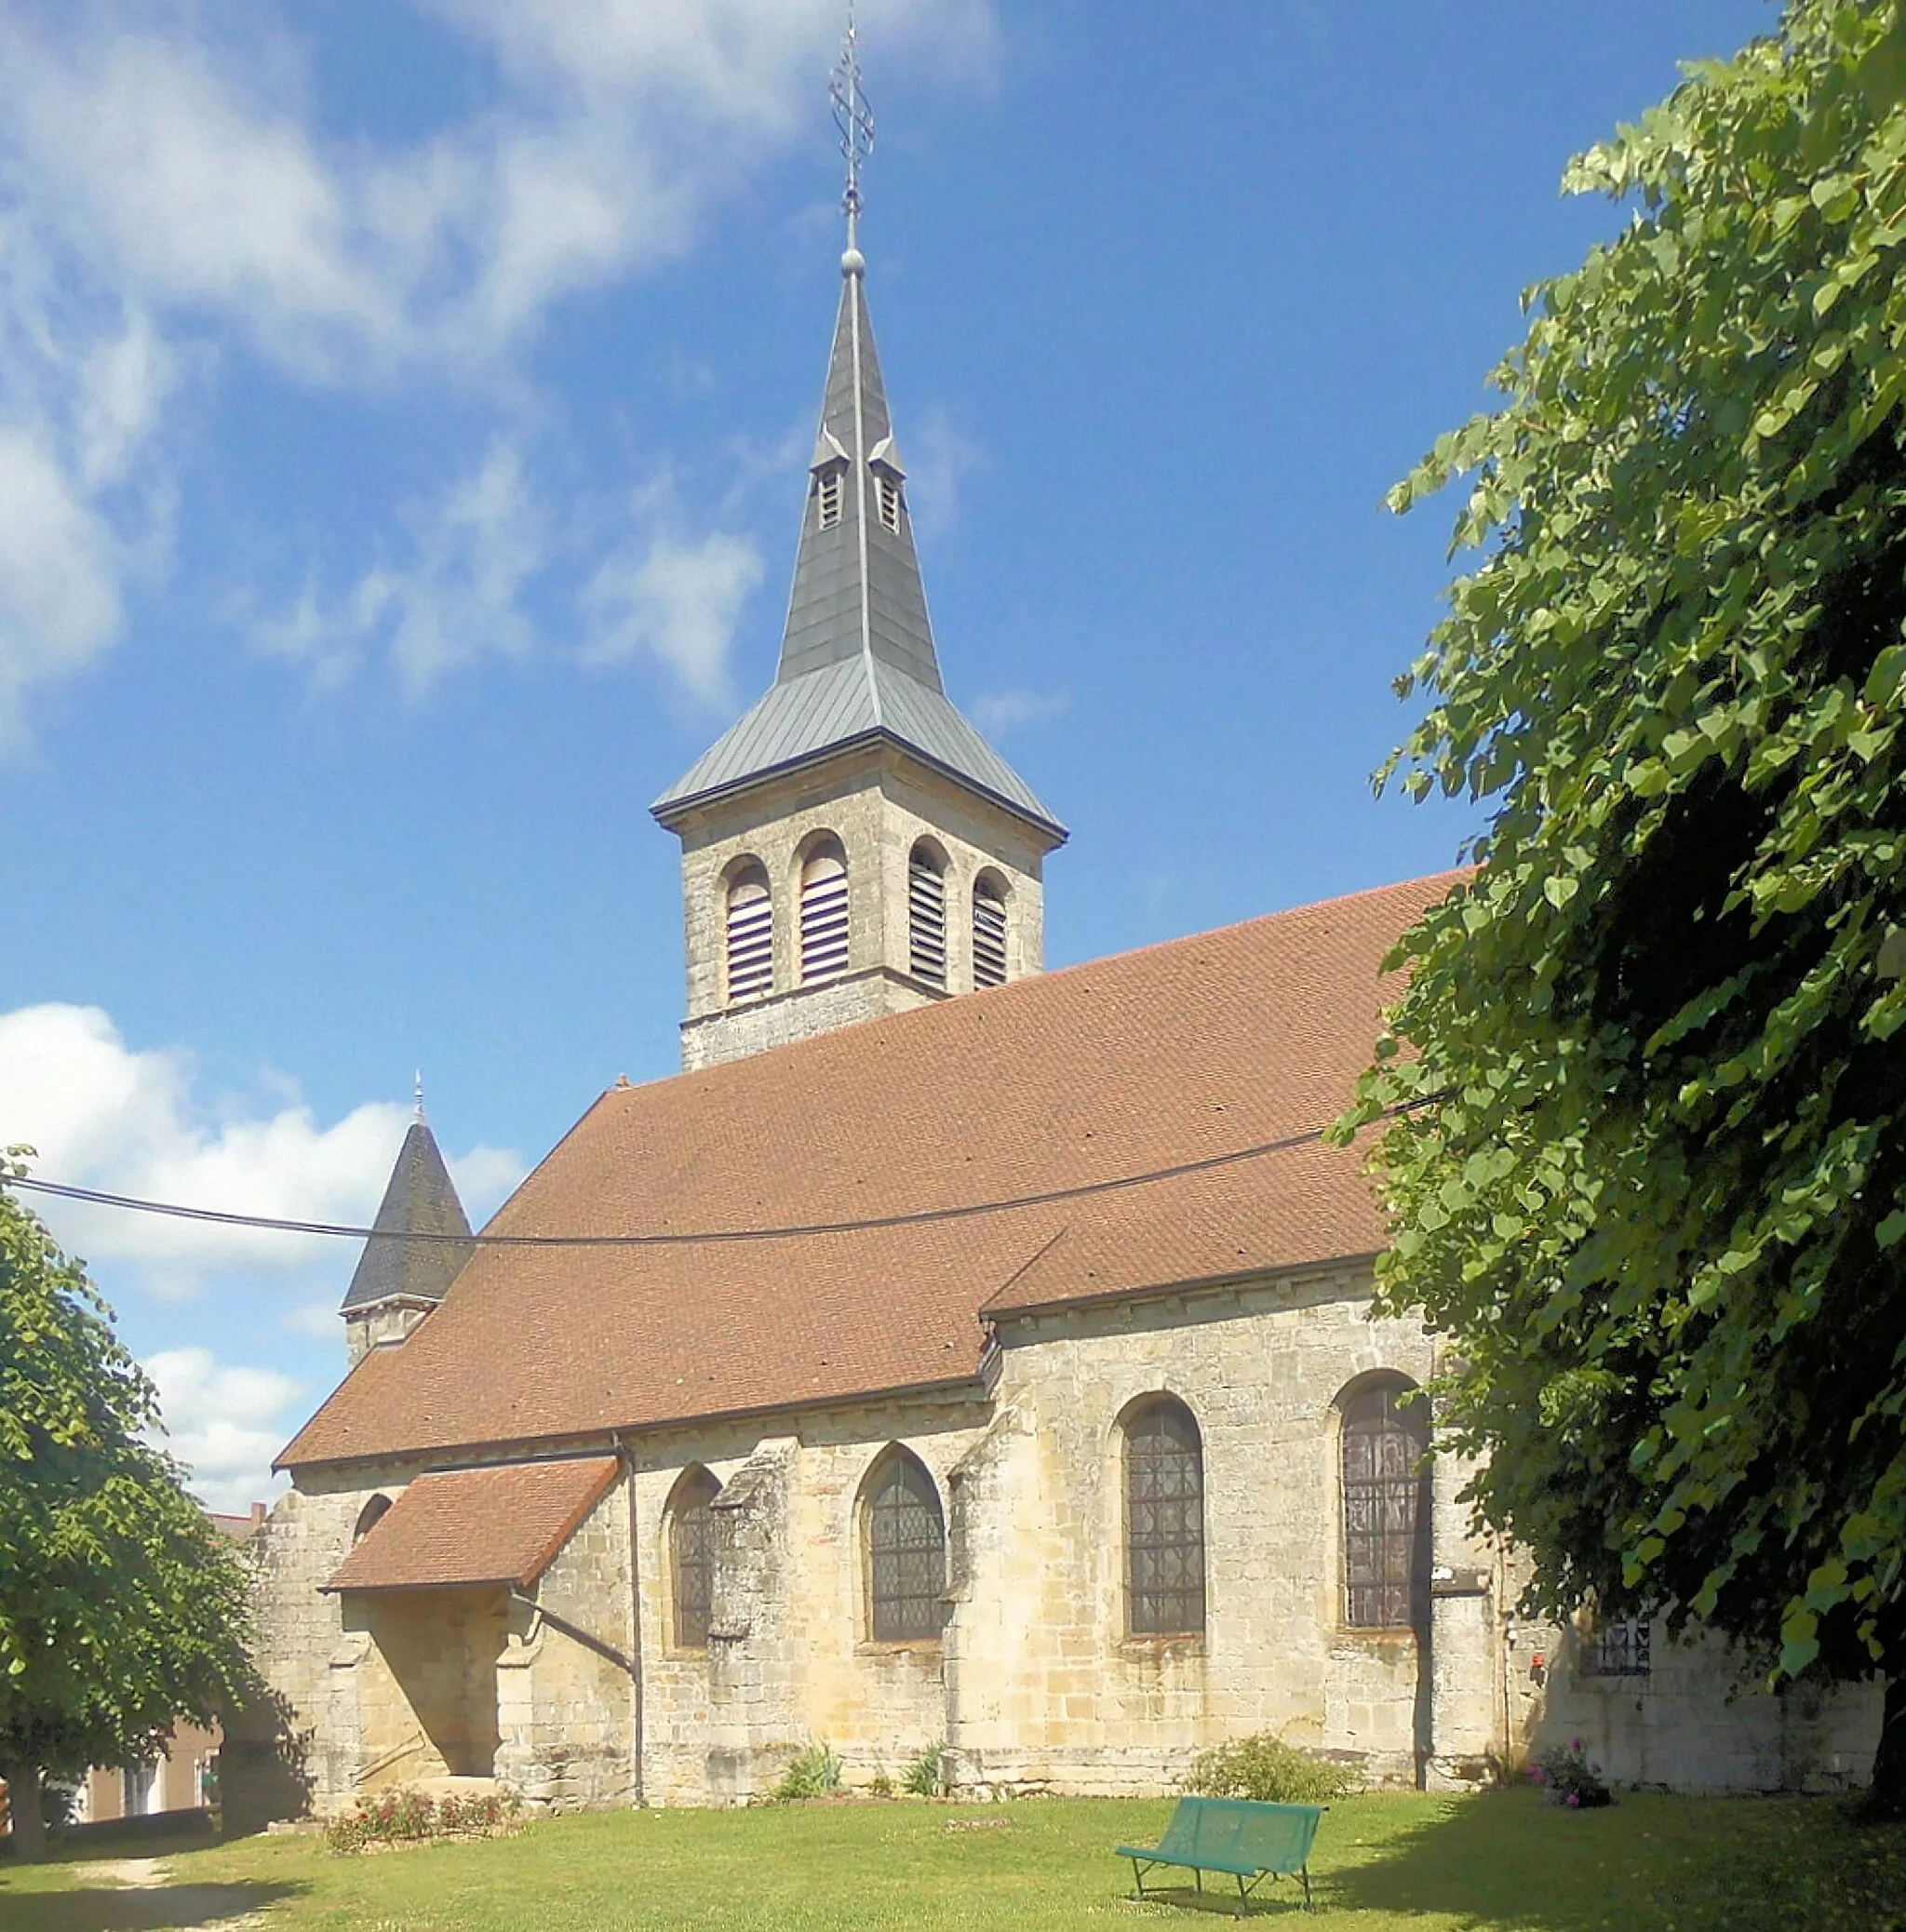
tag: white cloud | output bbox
[0,429,124,745]
[0,0,999,732]
[260,440,548,693]
[972,685,1068,736]
[142,1346,302,1515]
[904,406,982,544]
[0,1001,524,1299]
[581,529,763,705]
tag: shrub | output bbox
[866,1769,893,1799]
[324,1785,521,1853]
[902,1743,946,1798]
[1183,1733,1361,1805]
[775,1741,843,1801]
[1530,1738,1611,1810]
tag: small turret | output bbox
[341,1103,474,1366]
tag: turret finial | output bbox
[831,5,874,273]
[413,1070,425,1123]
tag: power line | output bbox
[0,1100,1423,1251]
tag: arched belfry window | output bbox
[973,874,1008,989]
[864,1449,946,1641]
[1124,1397,1205,1636]
[908,842,947,987]
[875,468,903,534]
[667,1467,722,1651]
[725,863,772,1002]
[1340,1379,1430,1630]
[354,1495,393,1543]
[799,839,851,983]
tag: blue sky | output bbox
[0,0,1774,1508]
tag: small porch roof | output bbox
[323,1455,620,1593]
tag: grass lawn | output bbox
[3,1790,1904,1932]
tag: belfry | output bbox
[651,57,1064,1070]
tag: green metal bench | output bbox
[1116,1796,1326,1913]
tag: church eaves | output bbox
[341,1119,476,1314]
[652,253,1064,842]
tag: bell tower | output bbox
[652,25,1065,1071]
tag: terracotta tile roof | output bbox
[323,1456,621,1592]
[279,871,1462,1471]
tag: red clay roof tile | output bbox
[323,1456,621,1591]
[280,872,1460,1470]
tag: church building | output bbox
[235,180,1883,1825]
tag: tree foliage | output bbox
[1347,0,1906,1790]
[0,1153,258,1856]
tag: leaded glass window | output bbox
[1126,1399,1205,1636]
[1341,1382,1429,1629]
[867,1453,945,1641]
[670,1468,721,1650]
[1580,1615,1651,1678]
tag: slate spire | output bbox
[652,246,1062,839]
[341,1118,474,1319]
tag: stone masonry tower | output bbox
[652,187,1065,1070]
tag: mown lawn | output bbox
[3,1790,1904,1932]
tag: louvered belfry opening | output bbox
[973,874,1008,988]
[875,469,902,533]
[1341,1381,1431,1629]
[725,864,773,1001]
[668,1467,722,1650]
[908,842,947,986]
[799,839,851,982]
[1125,1398,1206,1636]
[816,464,843,530]
[866,1450,946,1641]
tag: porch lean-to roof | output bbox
[323,1456,621,1592]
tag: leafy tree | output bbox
[0,1154,258,1858]
[1347,0,1906,1813]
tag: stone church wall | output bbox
[629,1394,994,1805]
[945,1266,1464,1796]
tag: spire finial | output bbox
[831,6,874,273]
[413,1070,425,1123]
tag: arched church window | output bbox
[1124,1397,1205,1636]
[799,839,851,983]
[725,864,773,1002]
[353,1495,392,1543]
[816,466,844,530]
[973,874,1008,989]
[1340,1379,1430,1630]
[876,470,902,533]
[667,1467,722,1651]
[864,1449,946,1641]
[908,841,947,986]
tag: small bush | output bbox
[1183,1733,1361,1805]
[776,1741,843,1801]
[324,1785,521,1853]
[902,1743,946,1798]
[1531,1738,1611,1809]
[866,1770,893,1799]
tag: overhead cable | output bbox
[2,1097,1428,1250]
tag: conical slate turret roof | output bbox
[652,253,1064,841]
[341,1120,475,1314]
